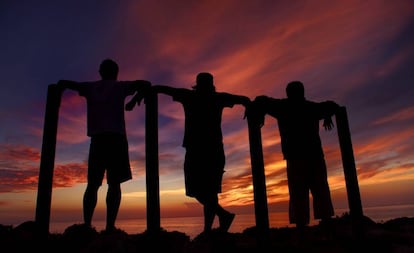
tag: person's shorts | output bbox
[88,133,132,186]
[183,144,225,197]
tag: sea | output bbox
[48,204,414,239]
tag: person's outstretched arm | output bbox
[246,95,283,127]
[57,80,82,92]
[231,95,251,119]
[125,80,152,111]
[246,96,272,127]
[125,84,180,111]
[323,117,334,131]
[321,100,341,131]
[152,85,181,96]
[234,95,251,107]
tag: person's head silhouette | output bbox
[192,72,216,93]
[99,59,119,80]
[286,81,305,101]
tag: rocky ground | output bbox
[1,214,413,253]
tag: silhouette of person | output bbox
[250,81,340,233]
[126,72,251,234]
[58,58,151,233]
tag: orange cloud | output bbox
[53,163,87,187]
[0,143,40,162]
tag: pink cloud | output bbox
[57,92,89,144]
[118,0,414,101]
[373,106,414,125]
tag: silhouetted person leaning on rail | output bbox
[58,58,151,233]
[249,81,340,239]
[127,72,250,235]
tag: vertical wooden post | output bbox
[247,115,269,244]
[335,106,364,238]
[145,90,161,233]
[335,106,363,217]
[35,84,62,235]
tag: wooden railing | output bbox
[35,86,363,242]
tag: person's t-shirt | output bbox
[263,98,337,160]
[172,90,239,148]
[78,80,135,136]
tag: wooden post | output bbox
[335,106,364,238]
[145,90,161,233]
[247,115,269,245]
[335,106,363,217]
[35,84,62,235]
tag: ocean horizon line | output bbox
[44,203,414,239]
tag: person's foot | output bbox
[219,212,235,232]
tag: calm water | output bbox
[49,204,414,239]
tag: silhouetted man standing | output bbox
[251,81,339,235]
[127,72,250,234]
[58,58,150,233]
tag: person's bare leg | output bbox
[83,184,99,227]
[203,204,215,232]
[106,183,121,231]
[217,204,235,232]
[196,195,215,233]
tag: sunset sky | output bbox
[1,0,414,228]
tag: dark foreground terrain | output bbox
[1,214,413,253]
